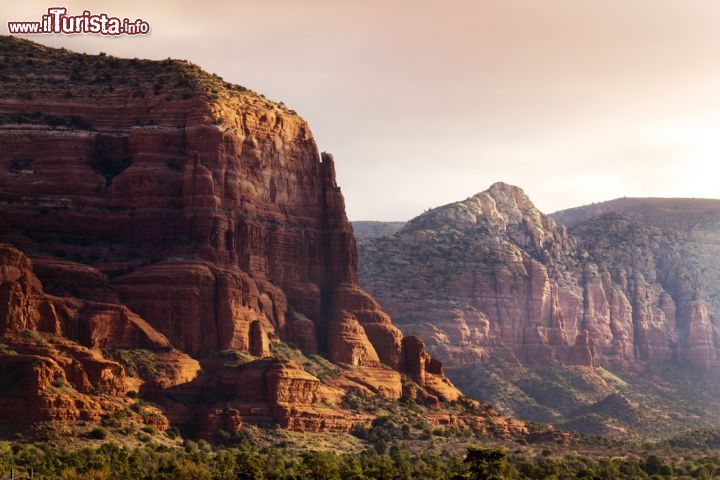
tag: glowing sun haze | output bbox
[4,0,720,220]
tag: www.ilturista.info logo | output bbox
[7,7,150,35]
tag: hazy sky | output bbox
[4,1,720,220]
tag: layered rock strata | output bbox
[0,36,458,434]
[358,183,720,372]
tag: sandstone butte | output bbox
[0,36,513,438]
[358,182,720,376]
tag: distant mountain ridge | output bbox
[552,197,720,230]
[358,184,720,436]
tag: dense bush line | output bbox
[3,442,720,479]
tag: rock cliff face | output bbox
[553,199,720,371]
[0,37,460,435]
[0,243,139,425]
[358,183,720,373]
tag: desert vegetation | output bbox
[4,442,720,479]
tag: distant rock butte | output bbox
[358,182,720,374]
[0,37,465,436]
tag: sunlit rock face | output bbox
[0,36,459,433]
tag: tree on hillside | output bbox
[463,447,509,480]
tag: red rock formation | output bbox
[0,37,458,434]
[145,351,202,390]
[401,336,460,402]
[359,184,604,367]
[330,284,404,369]
[284,309,319,353]
[0,353,103,424]
[163,358,364,435]
[249,320,269,357]
[553,198,720,372]
[0,244,169,351]
[358,183,720,374]
[0,244,61,336]
[327,311,381,366]
[330,365,403,399]
[0,244,160,423]
[111,261,284,353]
[568,212,718,370]
[402,336,429,384]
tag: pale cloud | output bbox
[3,0,720,219]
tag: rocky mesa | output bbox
[0,36,470,438]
